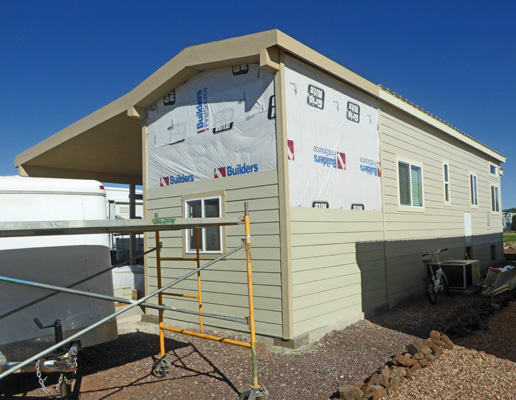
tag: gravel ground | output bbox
[0,320,418,399]
[1,291,515,400]
[383,301,516,400]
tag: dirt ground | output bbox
[1,289,515,400]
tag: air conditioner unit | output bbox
[435,260,480,289]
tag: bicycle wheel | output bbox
[442,273,451,296]
[425,278,437,304]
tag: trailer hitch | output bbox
[34,318,65,352]
[32,319,80,397]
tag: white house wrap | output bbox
[146,65,277,189]
[285,56,382,210]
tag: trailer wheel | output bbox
[151,357,171,378]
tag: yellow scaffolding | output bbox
[151,207,266,399]
[0,207,267,399]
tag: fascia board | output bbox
[275,30,380,98]
[15,31,281,168]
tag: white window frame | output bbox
[184,195,224,254]
[491,185,500,213]
[397,158,424,210]
[489,163,497,176]
[443,162,451,205]
[470,173,478,207]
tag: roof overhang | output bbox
[15,29,504,183]
[15,29,380,184]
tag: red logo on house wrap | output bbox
[288,140,294,161]
[160,177,170,186]
[377,162,381,177]
[214,167,226,179]
[337,152,346,170]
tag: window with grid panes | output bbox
[185,197,222,253]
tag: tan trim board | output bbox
[142,124,150,310]
[276,50,294,340]
[275,30,379,98]
[17,165,141,185]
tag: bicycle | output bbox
[422,248,451,304]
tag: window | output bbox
[398,161,423,207]
[491,185,500,212]
[470,174,478,206]
[185,197,222,253]
[443,163,450,203]
[490,164,497,175]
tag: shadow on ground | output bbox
[368,290,516,363]
[0,331,188,397]
[367,291,485,338]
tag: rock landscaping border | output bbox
[334,330,453,400]
[331,289,516,400]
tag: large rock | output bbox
[378,373,390,389]
[425,340,443,358]
[364,385,384,400]
[368,373,381,387]
[392,354,418,367]
[351,380,364,390]
[429,330,441,340]
[380,366,393,380]
[432,338,453,350]
[440,334,454,348]
[337,384,363,400]
[406,342,420,355]
[420,344,432,356]
[406,342,431,356]
[392,366,407,378]
[389,375,402,390]
[406,363,422,379]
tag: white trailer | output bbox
[0,176,118,365]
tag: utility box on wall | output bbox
[439,260,481,289]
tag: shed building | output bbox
[15,30,505,347]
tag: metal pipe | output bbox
[244,204,260,388]
[0,276,246,324]
[196,228,204,333]
[161,326,252,348]
[161,293,199,299]
[129,184,137,266]
[156,232,165,358]
[0,243,244,380]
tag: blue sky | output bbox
[1,1,515,206]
